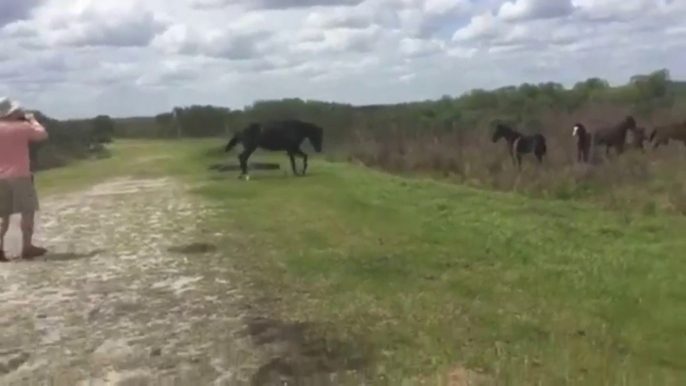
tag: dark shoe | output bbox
[21,246,47,260]
[0,250,9,263]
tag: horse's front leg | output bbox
[616,143,624,155]
[507,144,517,166]
[293,148,309,175]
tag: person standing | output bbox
[0,97,49,262]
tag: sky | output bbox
[1,0,685,119]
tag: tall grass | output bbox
[345,105,686,215]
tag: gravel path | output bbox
[0,177,261,385]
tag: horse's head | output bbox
[572,123,586,137]
[624,115,637,129]
[308,125,323,153]
[492,124,505,143]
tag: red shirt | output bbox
[0,119,48,179]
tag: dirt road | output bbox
[0,178,261,385]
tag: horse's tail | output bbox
[224,134,240,152]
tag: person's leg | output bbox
[0,216,9,262]
[0,180,12,262]
[20,210,46,258]
[11,177,46,259]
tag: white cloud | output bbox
[0,0,685,119]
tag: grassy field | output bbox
[37,139,686,384]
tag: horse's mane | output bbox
[495,123,518,134]
[294,119,324,139]
[614,115,636,130]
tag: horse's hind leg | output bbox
[287,151,299,176]
[238,147,255,180]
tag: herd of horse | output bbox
[493,115,686,167]
[222,116,686,178]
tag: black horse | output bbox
[224,119,323,179]
[491,123,547,167]
[573,116,636,162]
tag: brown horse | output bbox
[572,116,637,162]
[648,120,686,149]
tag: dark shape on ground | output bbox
[208,162,281,172]
[167,242,217,254]
[46,250,102,262]
[224,119,324,179]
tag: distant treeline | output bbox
[110,68,686,146]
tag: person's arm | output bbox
[23,113,49,141]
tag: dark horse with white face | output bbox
[492,123,547,167]
[572,116,637,163]
[224,119,323,180]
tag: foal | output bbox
[492,123,547,167]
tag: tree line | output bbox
[108,69,683,145]
[31,68,684,170]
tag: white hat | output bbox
[0,96,23,118]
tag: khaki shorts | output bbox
[0,177,40,217]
